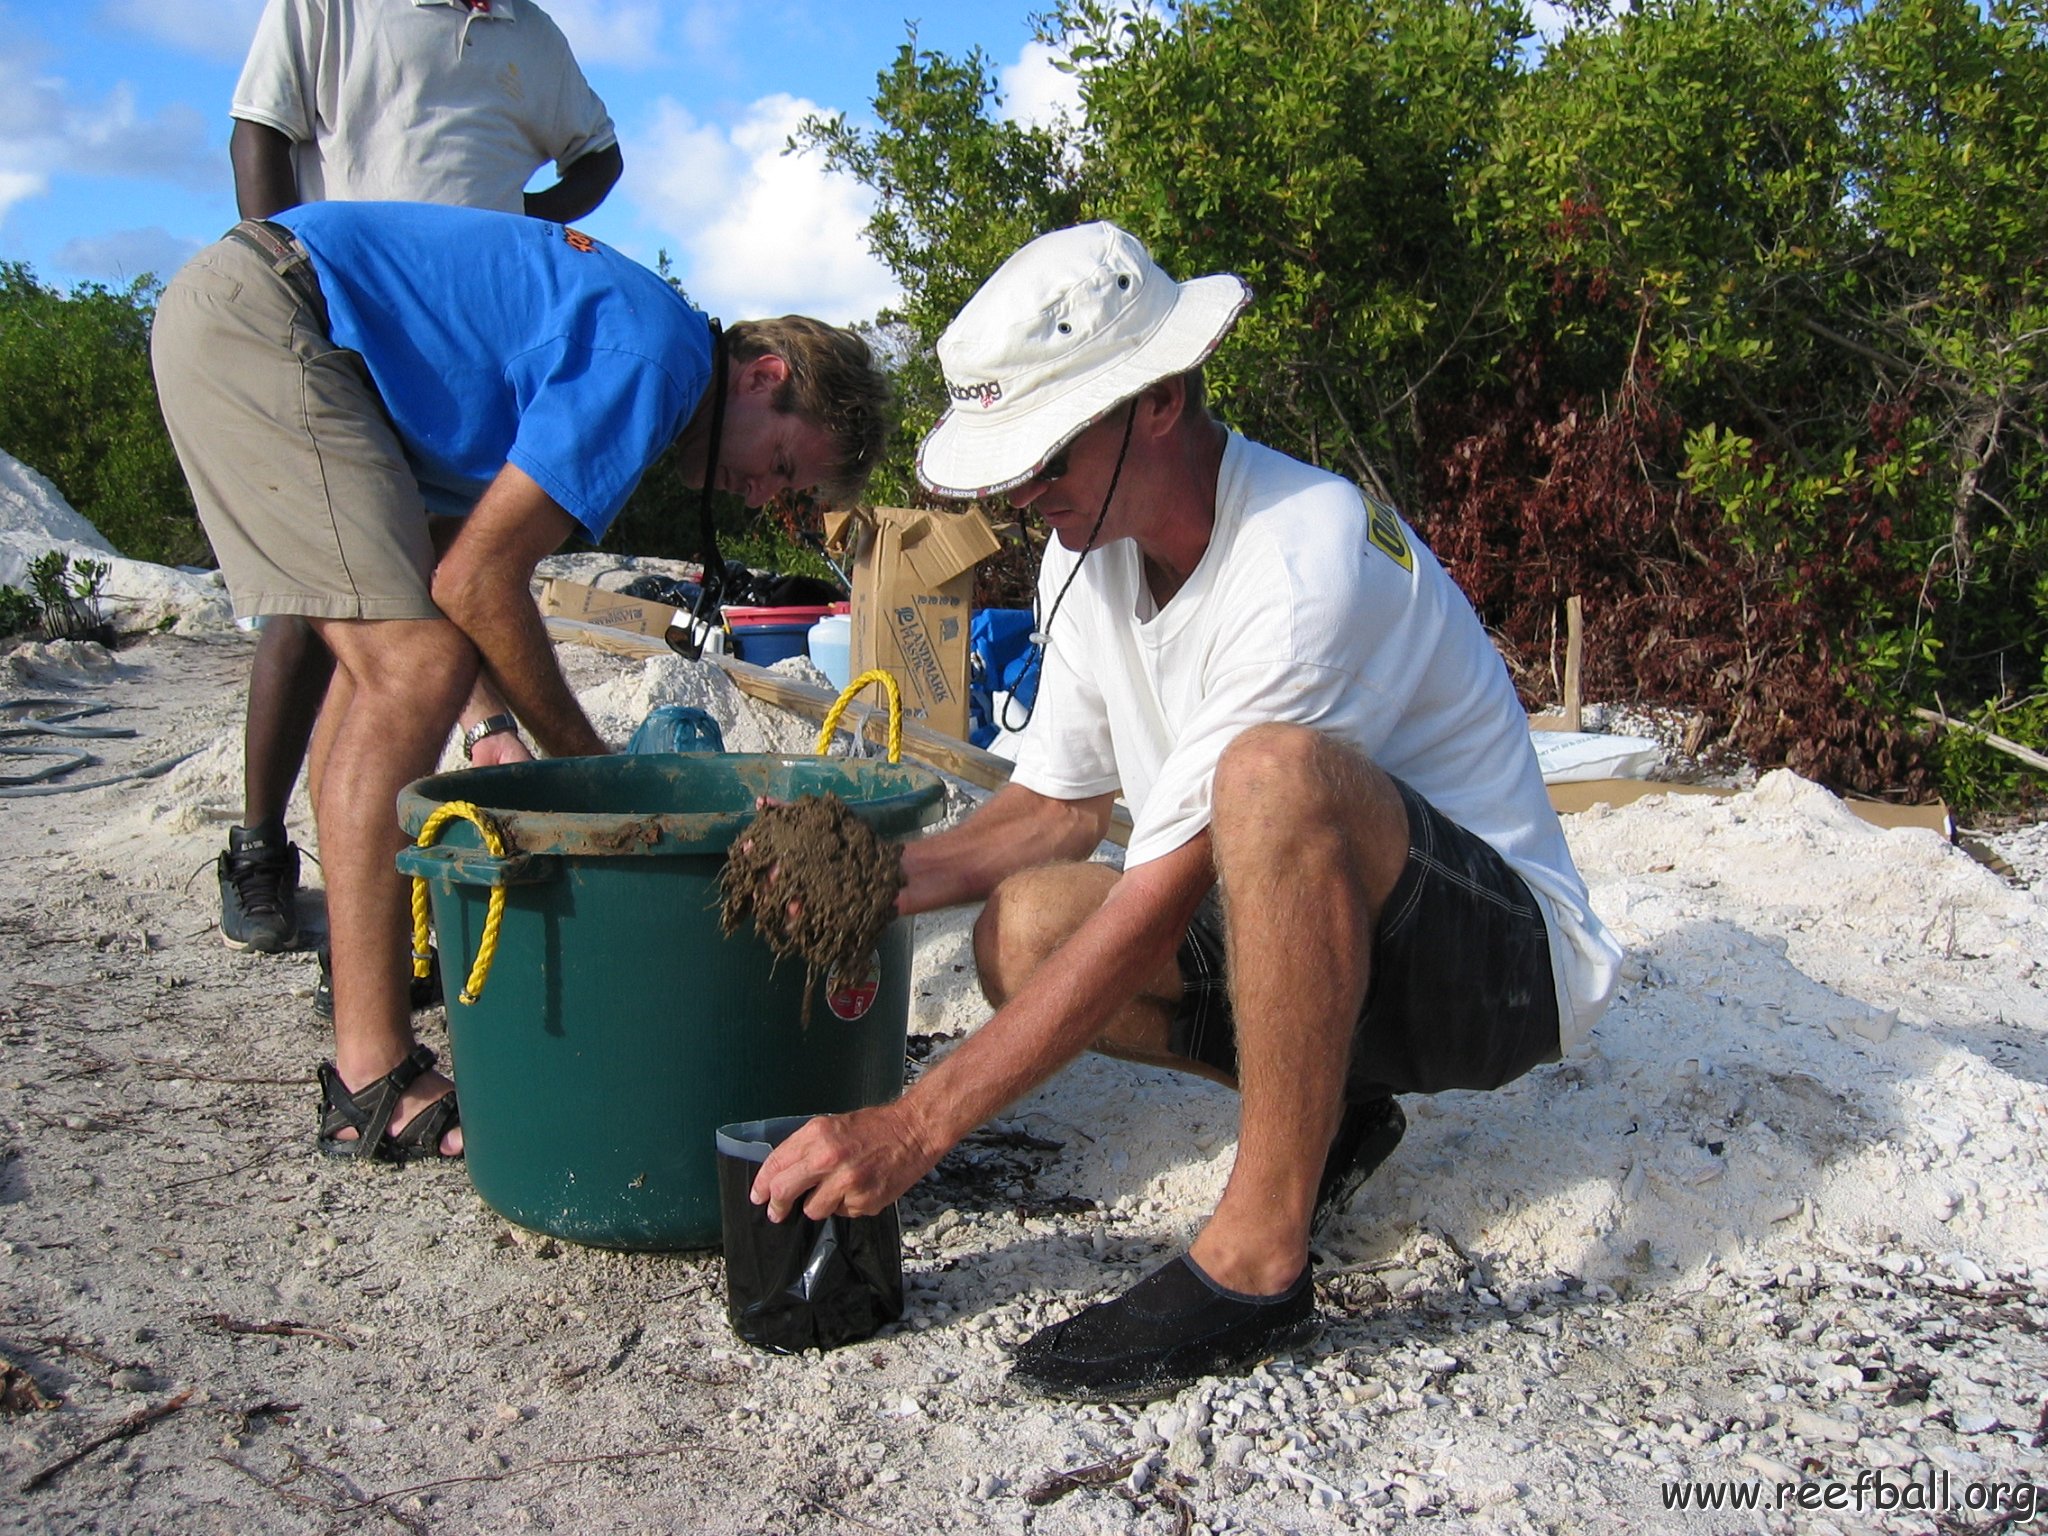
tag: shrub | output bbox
[0,263,206,567]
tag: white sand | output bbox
[2,471,2044,1532]
[1,627,2042,1536]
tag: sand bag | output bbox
[716,1115,903,1353]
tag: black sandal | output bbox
[316,1044,461,1162]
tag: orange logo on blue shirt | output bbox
[563,228,596,254]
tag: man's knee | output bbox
[971,861,1115,1006]
[314,618,477,720]
[1215,724,1394,819]
[1212,724,1407,893]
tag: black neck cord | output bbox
[998,402,1139,735]
[690,320,729,628]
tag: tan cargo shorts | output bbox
[151,229,439,621]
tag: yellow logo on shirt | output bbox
[1364,495,1414,572]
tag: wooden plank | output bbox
[1530,595,1586,734]
[543,615,671,660]
[543,617,1950,841]
[1547,777,1950,836]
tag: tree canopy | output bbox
[807,0,2048,804]
[0,263,205,567]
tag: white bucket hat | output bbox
[916,222,1251,499]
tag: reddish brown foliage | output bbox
[1413,356,1932,796]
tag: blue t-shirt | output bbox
[275,201,709,538]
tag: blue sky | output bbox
[0,0,1083,324]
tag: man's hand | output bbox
[751,1102,943,1222]
[466,730,533,768]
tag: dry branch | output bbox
[20,1389,193,1493]
[195,1314,354,1350]
[1913,707,2048,775]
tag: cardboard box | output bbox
[824,506,1002,738]
[536,578,680,638]
[1546,777,1952,837]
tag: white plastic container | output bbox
[807,613,852,692]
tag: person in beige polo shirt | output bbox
[214,0,624,958]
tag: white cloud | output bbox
[0,52,223,226]
[674,0,742,63]
[626,93,896,326]
[997,38,1084,130]
[97,0,268,62]
[1527,1,1576,45]
[531,0,668,68]
[65,84,218,189]
[55,226,204,284]
[0,170,46,225]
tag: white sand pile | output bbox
[0,449,118,562]
[0,446,233,633]
[576,653,820,756]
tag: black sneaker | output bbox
[1010,1255,1318,1403]
[1311,1096,1406,1237]
[218,824,301,953]
[312,944,444,1020]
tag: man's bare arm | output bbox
[229,119,299,219]
[753,832,1215,1220]
[903,833,1213,1149]
[524,144,623,223]
[430,464,608,759]
[896,781,1116,916]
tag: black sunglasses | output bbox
[1020,446,1070,491]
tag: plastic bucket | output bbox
[396,753,945,1250]
[725,604,837,666]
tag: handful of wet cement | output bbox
[719,794,904,1014]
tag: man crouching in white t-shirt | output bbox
[752,222,1624,1403]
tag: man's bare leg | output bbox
[973,861,1238,1089]
[973,725,1407,1294]
[311,663,528,805]
[310,614,479,1153]
[1187,723,1408,1295]
[243,615,335,828]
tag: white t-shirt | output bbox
[231,0,618,214]
[1010,432,1621,1050]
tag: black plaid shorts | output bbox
[1168,776,1561,1101]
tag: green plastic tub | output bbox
[395,753,945,1250]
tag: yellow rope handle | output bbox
[814,668,903,763]
[409,800,510,1006]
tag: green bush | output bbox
[0,262,206,567]
[0,585,35,638]
[812,0,2048,805]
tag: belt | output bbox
[225,218,327,327]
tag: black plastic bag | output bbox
[716,1115,903,1353]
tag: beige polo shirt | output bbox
[231,0,618,213]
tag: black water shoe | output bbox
[1312,1095,1406,1237]
[1011,1255,1318,1403]
[218,823,300,952]
[312,945,444,1020]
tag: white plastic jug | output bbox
[807,613,852,692]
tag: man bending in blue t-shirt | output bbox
[152,200,890,1160]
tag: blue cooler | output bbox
[723,605,833,666]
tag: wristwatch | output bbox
[461,713,521,761]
